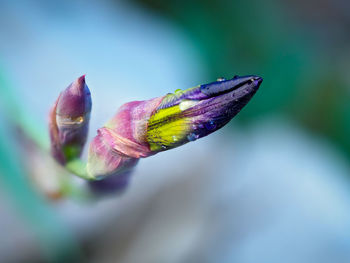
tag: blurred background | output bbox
[0,0,350,262]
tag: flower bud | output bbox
[49,75,92,164]
[147,75,263,151]
[87,75,262,179]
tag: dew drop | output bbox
[217,77,226,82]
[187,133,199,142]
[205,121,216,131]
[57,115,84,125]
[179,100,197,111]
[75,116,84,123]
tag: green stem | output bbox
[65,158,95,181]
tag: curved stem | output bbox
[65,158,95,181]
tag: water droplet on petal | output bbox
[75,116,84,123]
[187,133,199,142]
[179,100,197,111]
[217,77,226,82]
[205,121,216,131]
[57,115,84,125]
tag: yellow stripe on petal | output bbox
[147,104,191,152]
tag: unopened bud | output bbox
[49,75,92,164]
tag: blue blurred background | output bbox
[0,0,350,262]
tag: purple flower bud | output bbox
[49,75,92,164]
[146,75,263,151]
[86,75,262,179]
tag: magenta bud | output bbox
[87,128,139,180]
[86,98,163,179]
[49,75,92,164]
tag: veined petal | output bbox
[147,75,263,151]
[86,75,262,179]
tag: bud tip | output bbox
[78,74,86,84]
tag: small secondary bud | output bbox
[49,75,92,164]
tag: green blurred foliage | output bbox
[0,66,82,263]
[131,0,350,158]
